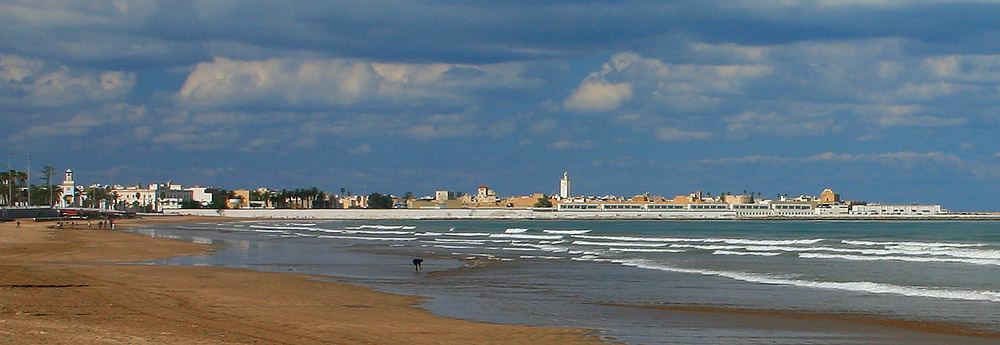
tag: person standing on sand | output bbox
[412,258,423,272]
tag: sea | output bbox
[126,219,1000,344]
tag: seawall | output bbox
[161,209,1000,221]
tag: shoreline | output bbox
[162,208,1000,221]
[0,216,605,344]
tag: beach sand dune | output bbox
[0,217,604,344]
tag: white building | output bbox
[850,204,945,216]
[159,189,195,209]
[435,190,457,201]
[186,186,213,206]
[559,172,572,199]
[815,204,850,215]
[60,169,76,207]
[111,184,159,211]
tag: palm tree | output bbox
[84,186,111,208]
[316,191,328,208]
[41,166,56,207]
[1,170,28,206]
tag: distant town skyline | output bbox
[5,2,1000,211]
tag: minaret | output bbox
[61,169,76,207]
[559,171,572,199]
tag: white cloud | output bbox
[486,120,516,138]
[349,143,373,154]
[656,126,712,142]
[547,139,595,150]
[885,82,978,102]
[152,128,240,151]
[926,54,1000,82]
[11,103,145,139]
[853,104,967,127]
[563,81,633,112]
[175,57,542,109]
[1,53,135,108]
[702,151,965,167]
[725,110,837,137]
[564,51,771,113]
[404,123,478,141]
[529,119,558,134]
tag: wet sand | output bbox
[0,216,605,344]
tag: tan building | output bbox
[504,193,552,208]
[468,185,501,207]
[724,195,753,204]
[228,189,251,209]
[820,189,840,204]
[408,199,464,209]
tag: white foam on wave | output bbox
[249,225,321,231]
[431,238,486,244]
[248,229,286,233]
[716,238,824,246]
[434,245,479,249]
[728,244,1000,261]
[356,224,414,230]
[842,240,984,248]
[572,235,822,246]
[508,242,570,253]
[340,230,412,235]
[520,255,564,260]
[573,235,693,242]
[490,233,564,240]
[501,247,541,251]
[713,250,782,257]
[504,228,529,233]
[417,232,491,237]
[668,244,745,251]
[799,252,1000,266]
[248,222,314,228]
[573,240,669,248]
[317,235,417,241]
[445,232,492,237]
[543,229,591,235]
[609,248,686,253]
[617,259,1000,302]
[192,237,213,244]
[572,255,613,262]
[715,244,1000,262]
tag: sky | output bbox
[4,1,1000,211]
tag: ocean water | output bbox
[128,220,1000,344]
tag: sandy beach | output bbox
[0,216,605,344]
[5,216,999,345]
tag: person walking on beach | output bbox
[412,258,423,272]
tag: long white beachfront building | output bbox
[557,202,945,217]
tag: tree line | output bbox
[1,166,61,207]
[197,188,401,210]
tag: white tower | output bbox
[61,169,76,207]
[559,171,572,199]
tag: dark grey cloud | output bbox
[8,1,1000,68]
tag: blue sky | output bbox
[4,1,1000,211]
